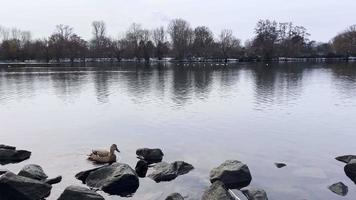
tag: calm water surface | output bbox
[1,63,356,200]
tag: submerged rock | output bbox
[165,193,184,200]
[45,176,62,185]
[135,160,148,178]
[242,188,269,200]
[328,182,348,196]
[136,148,164,163]
[58,185,104,200]
[335,155,356,164]
[210,160,252,189]
[344,159,356,184]
[18,164,48,181]
[0,171,52,200]
[148,161,194,182]
[202,181,234,200]
[0,145,16,150]
[75,163,139,196]
[274,163,287,168]
[0,146,31,165]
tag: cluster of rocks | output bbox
[0,164,62,200]
[202,160,268,200]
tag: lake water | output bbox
[1,62,356,200]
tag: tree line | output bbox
[0,19,355,63]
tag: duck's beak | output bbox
[116,148,120,153]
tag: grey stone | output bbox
[18,164,48,181]
[335,155,356,164]
[344,159,356,184]
[148,161,194,182]
[210,160,252,189]
[76,163,139,196]
[242,188,269,200]
[136,148,164,163]
[202,181,234,200]
[58,185,104,200]
[165,192,184,200]
[0,171,52,200]
[328,182,348,196]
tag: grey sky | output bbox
[0,0,355,42]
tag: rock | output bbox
[165,193,184,200]
[274,163,286,168]
[136,148,164,163]
[0,171,52,200]
[242,188,269,200]
[18,164,48,181]
[335,155,356,164]
[344,159,356,184]
[75,163,139,196]
[45,176,62,185]
[135,160,148,178]
[148,161,194,182]
[58,185,104,200]
[210,160,252,189]
[75,165,106,183]
[202,181,234,200]
[0,148,31,165]
[0,145,16,150]
[328,182,348,196]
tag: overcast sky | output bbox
[0,0,355,42]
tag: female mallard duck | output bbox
[88,144,120,164]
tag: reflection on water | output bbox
[1,63,356,199]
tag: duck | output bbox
[87,144,120,164]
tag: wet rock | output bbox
[274,163,286,168]
[0,169,8,175]
[58,185,104,200]
[0,147,31,165]
[335,155,356,164]
[242,188,269,200]
[344,159,356,184]
[136,148,164,163]
[0,171,52,200]
[135,160,148,178]
[165,193,184,200]
[18,164,48,181]
[148,161,194,183]
[210,160,252,189]
[328,182,348,196]
[75,163,139,196]
[0,145,16,150]
[45,176,62,185]
[202,181,234,200]
[75,165,106,183]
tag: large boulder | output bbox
[344,159,356,184]
[336,155,356,164]
[58,185,104,200]
[210,160,252,189]
[165,193,184,200]
[0,171,52,200]
[136,148,164,163]
[202,181,235,200]
[148,161,194,182]
[18,164,48,181]
[242,188,269,200]
[75,163,139,196]
[328,182,348,196]
[0,146,31,165]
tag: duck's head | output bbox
[110,144,120,153]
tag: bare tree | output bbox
[153,27,169,60]
[219,29,241,62]
[193,26,214,59]
[168,19,194,60]
[332,25,356,59]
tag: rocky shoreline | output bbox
[1,144,356,199]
